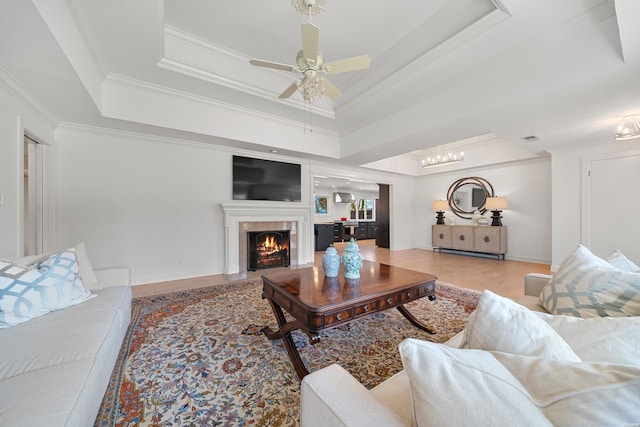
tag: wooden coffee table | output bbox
[261,260,437,379]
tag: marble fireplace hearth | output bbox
[221,203,313,275]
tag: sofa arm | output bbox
[524,273,552,297]
[301,364,407,427]
[95,267,131,288]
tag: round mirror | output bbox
[447,177,495,219]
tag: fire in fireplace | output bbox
[247,230,290,271]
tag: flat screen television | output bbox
[232,155,301,202]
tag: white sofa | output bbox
[0,251,131,427]
[301,271,640,426]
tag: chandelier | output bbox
[421,145,464,168]
[615,114,640,141]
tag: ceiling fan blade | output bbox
[323,54,371,74]
[301,23,319,63]
[321,78,342,100]
[279,82,299,99]
[250,59,296,72]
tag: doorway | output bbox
[582,150,640,262]
[23,134,44,256]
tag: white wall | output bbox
[53,125,314,284]
[413,158,552,264]
[0,82,55,259]
[550,138,640,269]
[53,126,417,285]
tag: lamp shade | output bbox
[485,196,508,210]
[432,200,449,212]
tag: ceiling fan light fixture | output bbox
[292,0,327,15]
[297,76,324,103]
[615,114,640,141]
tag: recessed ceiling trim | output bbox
[160,25,336,118]
[102,73,341,157]
[336,3,511,128]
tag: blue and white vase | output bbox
[321,245,341,278]
[342,238,362,279]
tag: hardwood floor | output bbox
[133,239,551,299]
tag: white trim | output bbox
[222,203,313,275]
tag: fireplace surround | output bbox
[221,203,313,275]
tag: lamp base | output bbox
[435,211,446,225]
[490,210,503,226]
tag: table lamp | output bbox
[485,196,508,226]
[432,200,448,225]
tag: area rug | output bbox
[94,279,480,427]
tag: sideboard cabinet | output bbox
[432,225,507,259]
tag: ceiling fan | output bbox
[249,0,371,103]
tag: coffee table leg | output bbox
[397,305,436,334]
[261,298,311,379]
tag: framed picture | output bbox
[315,196,328,214]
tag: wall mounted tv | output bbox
[232,155,302,202]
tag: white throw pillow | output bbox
[491,351,640,426]
[400,339,640,427]
[74,242,101,290]
[607,249,640,271]
[539,245,640,317]
[462,290,580,361]
[0,249,95,327]
[399,339,552,427]
[534,312,640,367]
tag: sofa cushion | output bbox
[539,245,640,318]
[399,339,640,427]
[534,312,640,367]
[0,249,95,327]
[462,290,580,361]
[0,286,130,380]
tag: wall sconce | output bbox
[616,114,640,141]
[485,196,508,226]
[432,200,449,225]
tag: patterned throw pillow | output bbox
[607,249,640,272]
[539,245,640,318]
[0,249,95,328]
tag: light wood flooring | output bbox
[133,240,551,299]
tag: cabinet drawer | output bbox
[451,226,474,251]
[378,294,399,309]
[400,288,420,303]
[354,301,378,316]
[418,283,435,298]
[432,225,451,247]
[324,309,352,326]
[474,228,500,253]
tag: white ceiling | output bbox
[2,0,640,176]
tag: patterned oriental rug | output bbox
[94,279,480,427]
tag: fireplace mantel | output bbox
[221,202,313,275]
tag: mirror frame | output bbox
[446,177,495,219]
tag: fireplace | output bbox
[221,203,312,275]
[247,230,291,271]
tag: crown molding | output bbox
[0,65,59,128]
[158,25,336,119]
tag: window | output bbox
[350,198,375,220]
